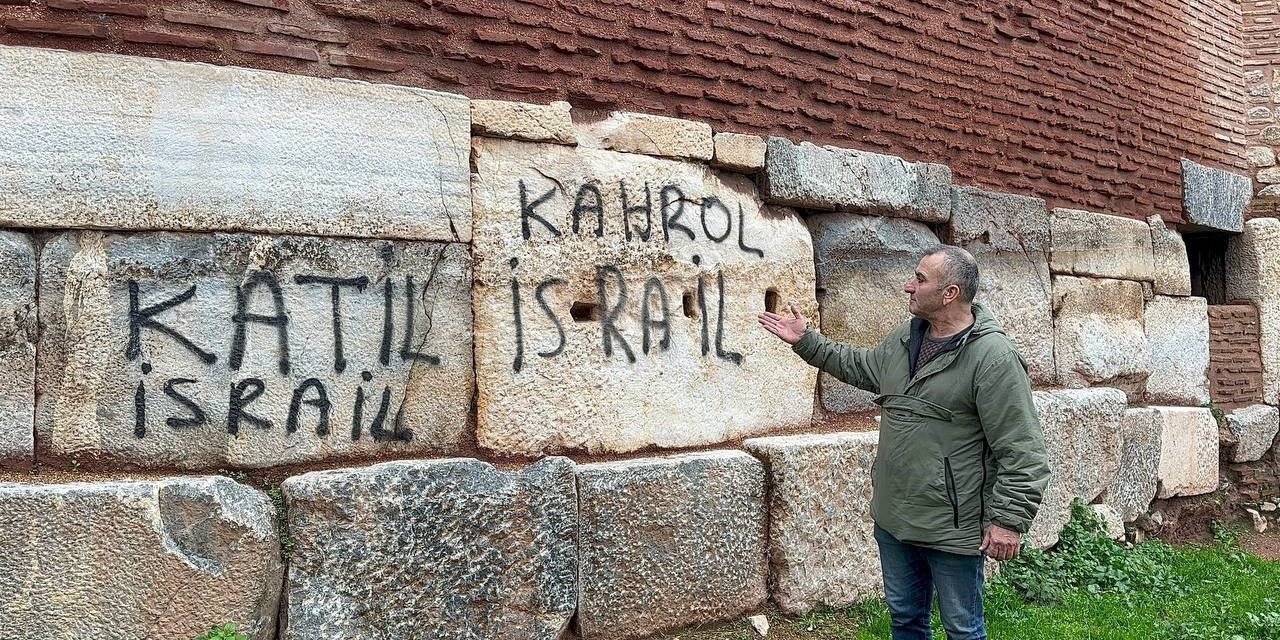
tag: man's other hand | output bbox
[757,304,808,345]
[979,524,1021,561]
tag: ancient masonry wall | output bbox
[0,0,1250,223]
[0,45,1276,639]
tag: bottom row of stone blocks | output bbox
[0,389,1247,639]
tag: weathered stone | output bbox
[36,231,473,468]
[471,138,816,456]
[743,431,879,614]
[1104,407,1162,523]
[1049,208,1155,281]
[949,187,1055,384]
[760,137,951,222]
[1090,504,1125,540]
[1052,276,1151,399]
[1247,146,1277,167]
[1226,218,1280,404]
[472,99,575,145]
[1143,296,1210,405]
[712,131,767,173]
[0,233,35,461]
[0,476,281,639]
[0,45,470,241]
[1226,404,1280,463]
[1028,388,1126,548]
[1181,159,1250,233]
[281,457,576,640]
[576,451,767,639]
[1155,406,1219,498]
[1258,167,1280,184]
[576,111,713,160]
[1147,215,1192,296]
[808,213,937,414]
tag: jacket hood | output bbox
[968,301,1007,339]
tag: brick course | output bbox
[0,0,1248,221]
[1208,304,1266,411]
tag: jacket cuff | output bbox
[989,515,1030,534]
[791,327,818,359]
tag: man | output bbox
[757,245,1049,640]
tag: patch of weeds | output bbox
[215,468,249,484]
[194,623,247,640]
[267,487,294,559]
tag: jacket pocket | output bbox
[944,457,959,529]
[874,394,955,423]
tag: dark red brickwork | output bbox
[0,0,1248,221]
[1208,304,1265,412]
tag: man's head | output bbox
[904,245,979,318]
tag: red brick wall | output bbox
[0,0,1247,222]
[1208,304,1266,411]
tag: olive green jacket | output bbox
[792,301,1050,555]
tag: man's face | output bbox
[904,253,951,317]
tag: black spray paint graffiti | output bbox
[127,271,439,442]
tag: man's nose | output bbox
[904,280,915,293]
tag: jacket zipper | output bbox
[980,445,988,526]
[944,456,959,529]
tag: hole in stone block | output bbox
[1186,232,1230,304]
[570,301,598,322]
[765,289,780,313]
[682,291,696,318]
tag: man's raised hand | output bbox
[757,304,808,345]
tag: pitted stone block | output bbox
[1155,406,1219,498]
[576,111,714,160]
[471,99,575,145]
[37,231,473,468]
[712,132,767,173]
[1147,215,1192,296]
[1052,275,1151,399]
[1225,404,1280,463]
[1104,407,1162,522]
[1143,296,1210,406]
[575,451,767,639]
[1181,159,1249,233]
[1049,208,1155,282]
[0,232,35,462]
[281,457,577,640]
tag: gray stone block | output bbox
[0,232,35,462]
[1143,296,1210,406]
[576,451,767,639]
[1182,159,1249,233]
[1154,407,1218,498]
[1147,215,1192,296]
[1049,208,1155,282]
[1226,404,1280,463]
[281,457,577,640]
[1104,407,1162,522]
[0,476,282,640]
[1052,276,1151,400]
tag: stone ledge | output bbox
[1181,159,1248,233]
[575,111,714,161]
[471,99,576,145]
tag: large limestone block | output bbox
[1104,407,1162,522]
[1147,216,1192,296]
[1143,296,1210,405]
[743,432,880,614]
[37,231,473,468]
[471,99,575,145]
[1049,208,1155,281]
[576,111,714,160]
[1155,406,1219,498]
[0,45,470,241]
[0,476,281,639]
[281,458,576,640]
[808,213,937,413]
[1052,275,1151,398]
[949,187,1055,384]
[761,137,951,222]
[0,233,35,461]
[1028,388,1126,548]
[576,451,767,639]
[1181,159,1249,233]
[1226,218,1280,404]
[1226,404,1280,463]
[471,138,816,456]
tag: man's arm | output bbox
[974,349,1050,557]
[757,305,883,393]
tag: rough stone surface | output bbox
[576,111,713,160]
[1226,218,1280,404]
[0,476,281,639]
[1104,407,1162,523]
[1181,159,1249,233]
[281,457,577,640]
[808,213,937,414]
[1155,406,1219,498]
[1143,296,1210,405]
[471,138,816,456]
[712,132,767,173]
[1226,404,1280,463]
[743,432,880,614]
[1090,504,1126,540]
[1049,208,1155,281]
[471,99,575,145]
[0,233,35,461]
[1247,147,1277,167]
[760,137,952,222]
[576,451,767,639]
[1147,215,1192,296]
[37,231,473,468]
[0,45,470,241]
[1029,388,1126,548]
[949,187,1055,384]
[1052,276,1151,399]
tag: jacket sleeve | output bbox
[974,349,1050,534]
[790,327,883,394]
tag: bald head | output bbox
[923,245,979,303]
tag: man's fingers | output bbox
[789,304,802,320]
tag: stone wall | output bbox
[0,44,1275,639]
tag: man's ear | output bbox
[944,283,961,304]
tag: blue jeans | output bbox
[874,524,986,640]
